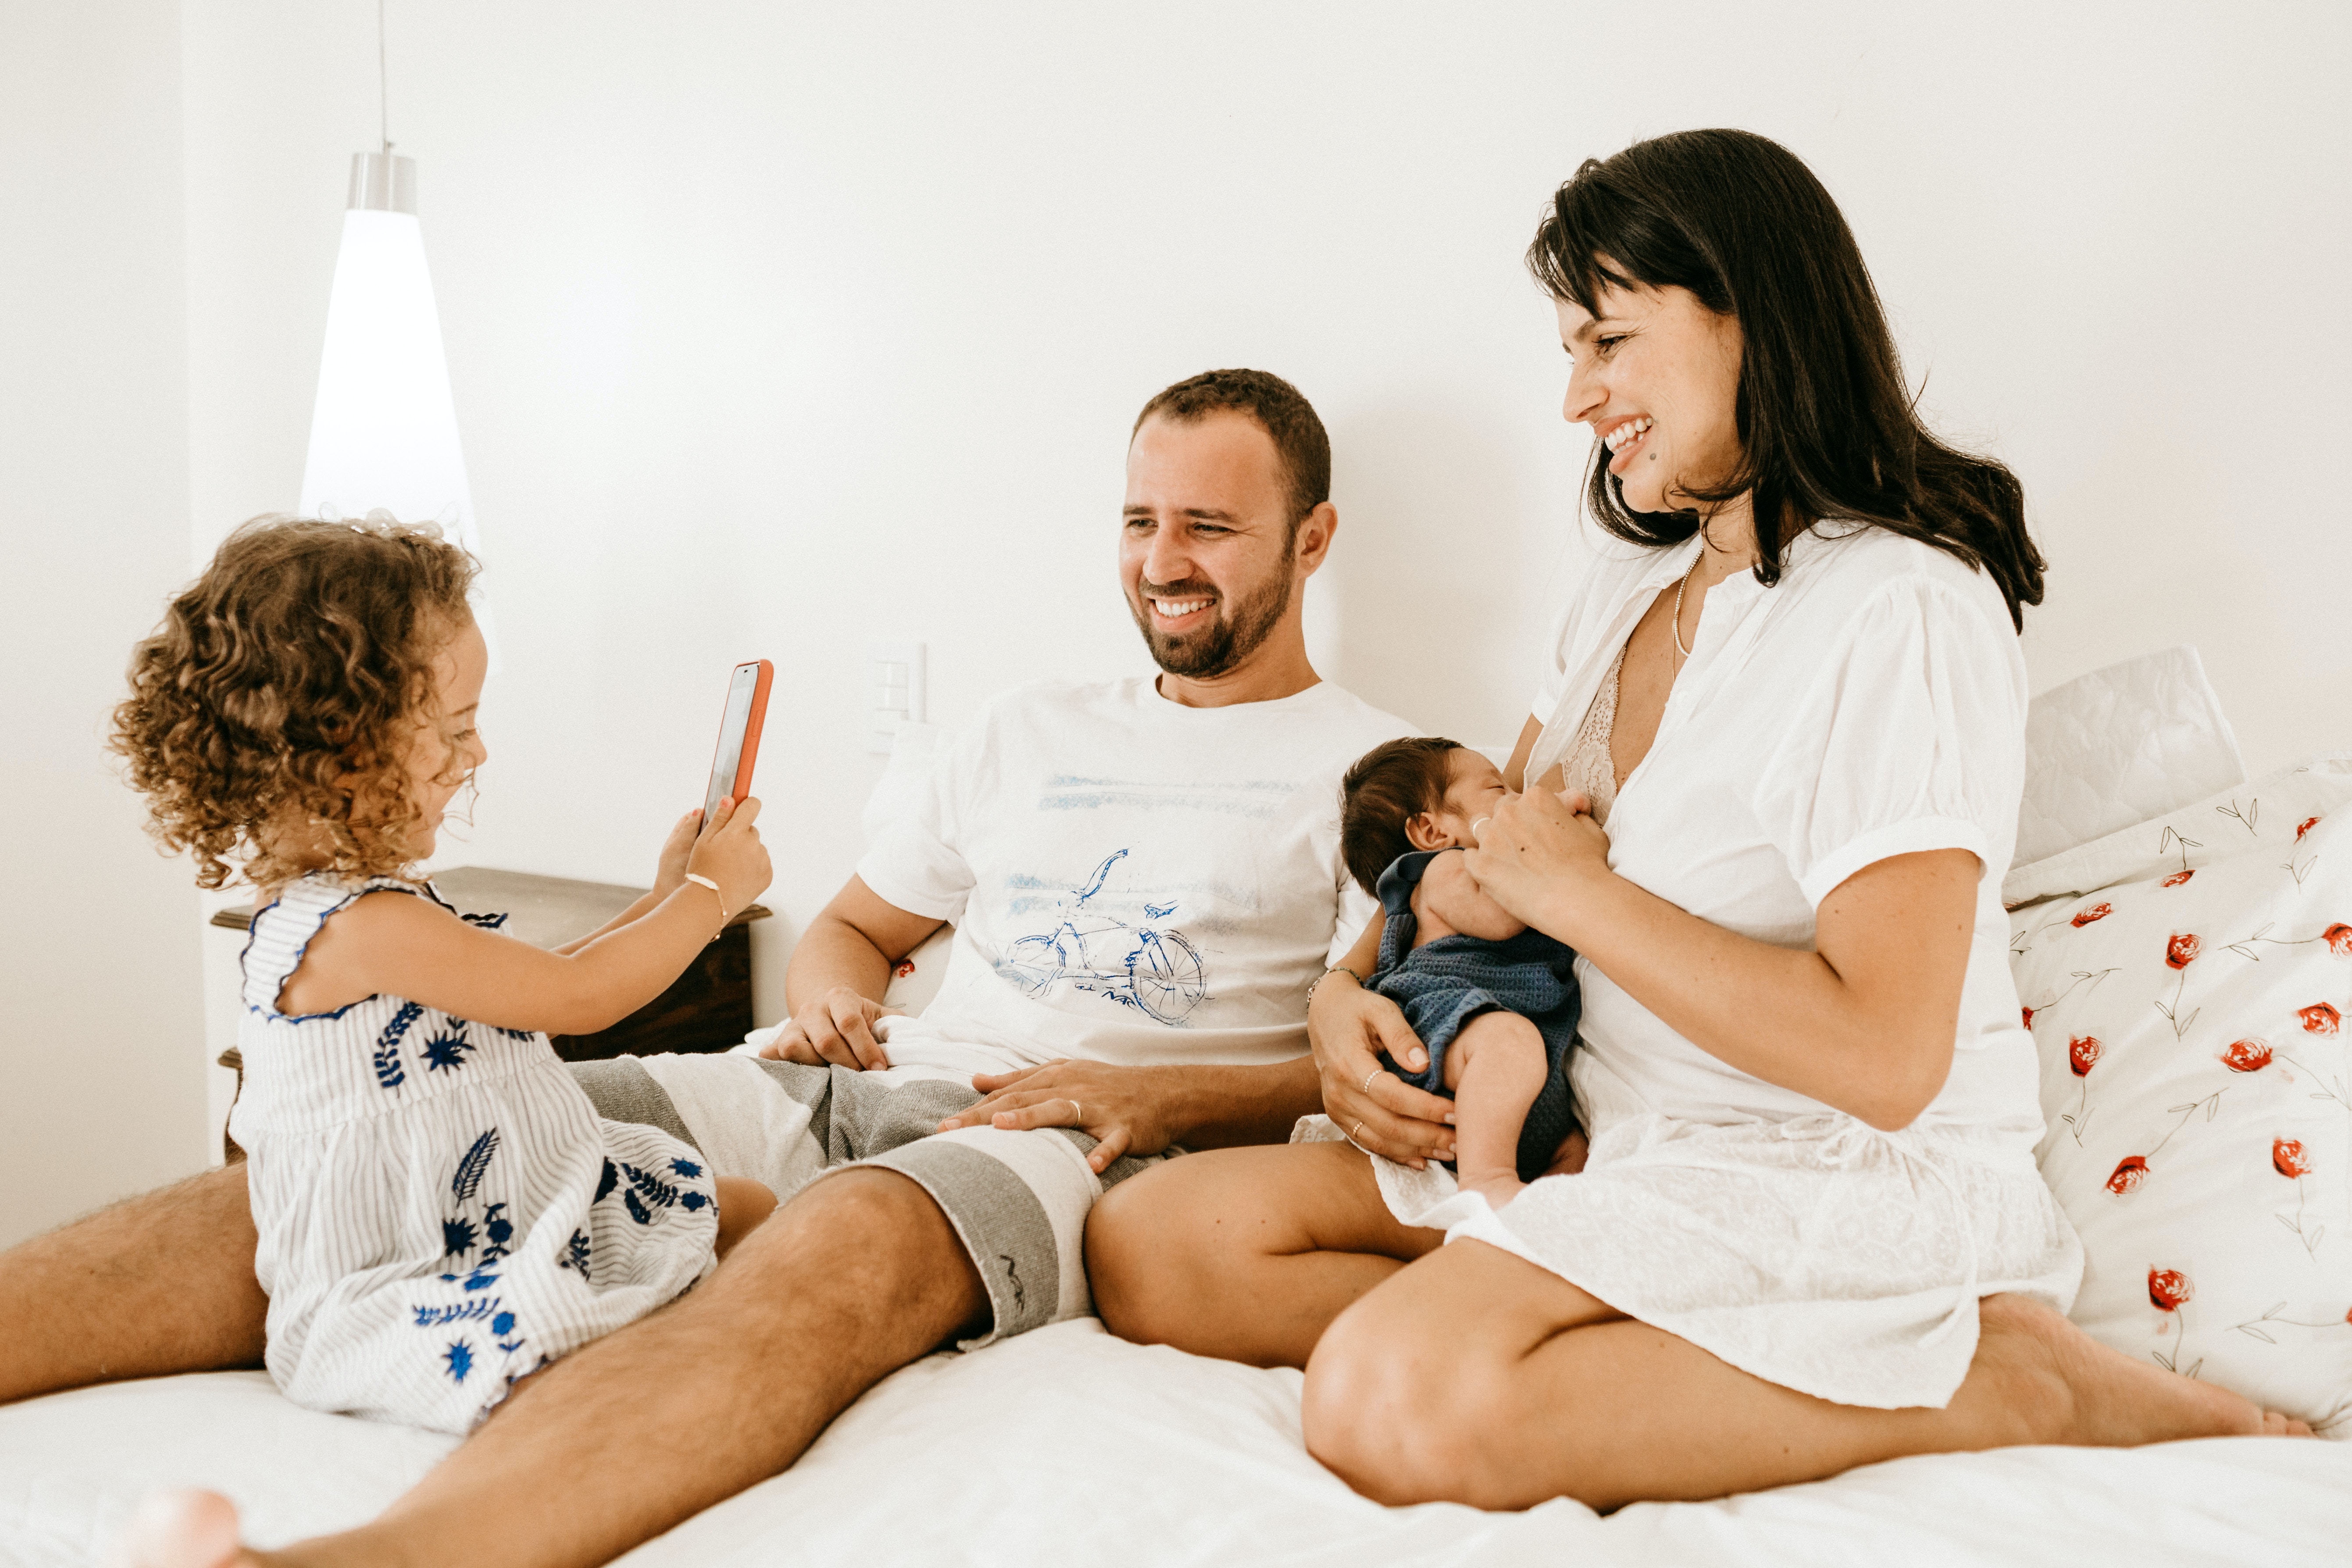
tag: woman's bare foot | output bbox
[117,1489,261,1568]
[1974,1293,2313,1448]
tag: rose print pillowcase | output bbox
[2009,757,2352,1436]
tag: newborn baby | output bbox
[1338,738,1581,1207]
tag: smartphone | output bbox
[701,659,774,826]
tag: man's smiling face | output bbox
[1120,409,1301,680]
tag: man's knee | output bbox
[740,1168,982,1328]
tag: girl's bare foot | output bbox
[117,1489,261,1568]
[1974,1293,2313,1447]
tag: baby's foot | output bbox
[117,1489,261,1568]
[1455,1168,1527,1212]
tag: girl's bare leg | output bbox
[1441,1013,1547,1208]
[0,1163,265,1405]
[1088,1140,1438,1369]
[1304,1239,2312,1513]
[711,1176,776,1257]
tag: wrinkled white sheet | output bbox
[5,1320,2348,1568]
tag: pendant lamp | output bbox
[298,4,497,662]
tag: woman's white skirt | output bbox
[1300,1107,2083,1410]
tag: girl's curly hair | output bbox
[111,515,481,890]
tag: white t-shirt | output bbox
[1528,525,2042,1145]
[859,676,1415,1075]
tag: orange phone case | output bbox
[706,659,774,816]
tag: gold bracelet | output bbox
[1306,964,1362,1009]
[682,873,728,940]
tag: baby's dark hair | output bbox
[1339,736,1465,895]
[111,514,480,890]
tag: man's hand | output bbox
[935,1060,1178,1174]
[757,985,902,1070]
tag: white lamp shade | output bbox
[300,205,497,664]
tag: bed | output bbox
[6,647,2350,1567]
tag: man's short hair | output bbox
[1132,368,1332,540]
[1338,736,1464,895]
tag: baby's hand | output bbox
[653,808,703,896]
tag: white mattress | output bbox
[6,1320,2348,1568]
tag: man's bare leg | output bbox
[0,1163,265,1405]
[129,1167,986,1568]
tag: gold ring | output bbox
[1352,1119,1367,1142]
[1070,1100,1082,1123]
[1361,1069,1379,1096]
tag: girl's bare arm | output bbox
[276,800,771,1035]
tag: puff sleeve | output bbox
[1752,574,2027,909]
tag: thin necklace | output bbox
[1670,551,1703,666]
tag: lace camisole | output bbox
[1549,644,1627,825]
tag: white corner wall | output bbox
[174,1,2352,1025]
[0,3,209,1245]
[4,4,2337,1197]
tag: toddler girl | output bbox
[1337,737,1580,1207]
[111,515,776,1435]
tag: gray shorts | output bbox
[568,1054,1166,1346]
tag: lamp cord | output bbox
[378,0,392,154]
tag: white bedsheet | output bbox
[5,1320,2347,1568]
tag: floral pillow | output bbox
[2009,757,2352,1436]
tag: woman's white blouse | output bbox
[1528,525,2042,1144]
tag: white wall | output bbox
[0,2,209,1245]
[136,1,2352,1053]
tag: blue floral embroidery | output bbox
[624,1189,652,1225]
[480,1202,513,1262]
[458,911,509,930]
[492,1310,516,1337]
[373,1000,424,1091]
[621,1164,679,1210]
[559,1229,592,1276]
[679,1191,709,1211]
[442,1217,478,1259]
[670,1158,703,1179]
[595,1159,619,1205]
[414,1298,500,1328]
[452,1129,499,1200]
[420,1031,476,1072]
[444,1340,475,1382]
[462,1266,500,1293]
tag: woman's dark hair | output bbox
[1527,129,2045,629]
[1339,736,1464,895]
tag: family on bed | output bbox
[3,128,2312,1568]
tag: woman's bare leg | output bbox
[1088,1140,1438,1368]
[1305,1239,2311,1513]
[0,1163,265,1404]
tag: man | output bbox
[13,369,1444,1568]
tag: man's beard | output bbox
[1127,563,1294,680]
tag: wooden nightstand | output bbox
[211,867,771,1160]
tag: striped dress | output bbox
[234,873,719,1433]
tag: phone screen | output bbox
[703,663,764,822]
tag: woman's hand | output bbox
[935,1060,1176,1174]
[652,808,703,897]
[757,984,903,1070]
[1463,788,1612,935]
[1310,972,1454,1170]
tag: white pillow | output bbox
[2014,646,2244,873]
[2010,757,2352,1436]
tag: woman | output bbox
[1086,129,2306,1511]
